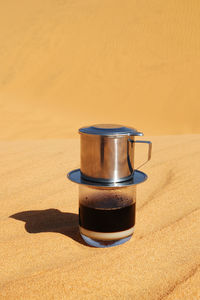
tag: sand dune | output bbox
[0,135,199,299]
[0,1,200,139]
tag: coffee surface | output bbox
[80,192,135,209]
[79,203,135,233]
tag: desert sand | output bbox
[0,0,200,299]
[0,135,200,299]
[0,1,200,138]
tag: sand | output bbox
[0,135,200,299]
[0,1,200,138]
[0,0,200,299]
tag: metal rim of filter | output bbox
[67,168,148,188]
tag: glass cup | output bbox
[79,184,136,248]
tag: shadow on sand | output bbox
[10,208,88,246]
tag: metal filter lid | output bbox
[79,124,143,137]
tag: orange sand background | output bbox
[0,1,200,139]
[0,1,200,299]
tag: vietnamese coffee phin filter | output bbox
[67,124,152,247]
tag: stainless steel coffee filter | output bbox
[79,124,152,183]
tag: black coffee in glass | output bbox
[79,189,136,247]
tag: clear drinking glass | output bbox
[79,184,136,248]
